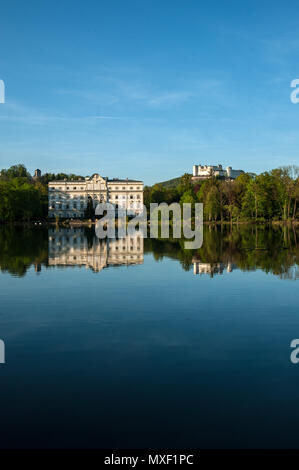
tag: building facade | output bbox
[48,228,144,272]
[192,164,244,181]
[48,173,144,218]
[193,260,236,276]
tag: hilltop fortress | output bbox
[192,164,244,181]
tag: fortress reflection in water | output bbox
[48,227,144,272]
[192,258,236,276]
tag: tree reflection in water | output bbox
[0,224,298,280]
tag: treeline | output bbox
[0,164,84,222]
[144,166,299,222]
[39,172,85,185]
[0,225,48,276]
[1,224,298,279]
[1,163,299,222]
[144,224,299,279]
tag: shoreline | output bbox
[1,219,299,228]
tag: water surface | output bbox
[0,225,298,448]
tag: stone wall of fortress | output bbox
[192,164,244,181]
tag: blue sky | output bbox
[1,0,299,185]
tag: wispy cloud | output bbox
[111,79,192,108]
[146,91,191,107]
[54,75,193,109]
[0,100,126,125]
[54,88,119,105]
[93,115,124,119]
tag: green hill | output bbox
[153,174,192,189]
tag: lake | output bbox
[0,224,298,448]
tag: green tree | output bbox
[205,186,220,221]
[84,197,94,219]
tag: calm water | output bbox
[0,224,299,448]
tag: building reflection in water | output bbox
[192,256,236,277]
[48,227,144,272]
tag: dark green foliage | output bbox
[84,197,94,219]
[0,165,84,222]
[40,172,85,185]
[0,164,299,222]
[1,224,298,279]
[155,175,190,189]
[0,225,48,276]
[0,176,48,221]
[144,224,299,278]
[0,164,31,180]
[146,167,299,222]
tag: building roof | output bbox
[107,179,143,183]
[48,180,85,184]
[48,177,143,184]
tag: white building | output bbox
[193,261,235,276]
[48,173,144,219]
[192,164,244,181]
[48,228,144,272]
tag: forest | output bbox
[144,166,299,222]
[0,163,299,223]
[0,164,84,222]
[0,224,298,279]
